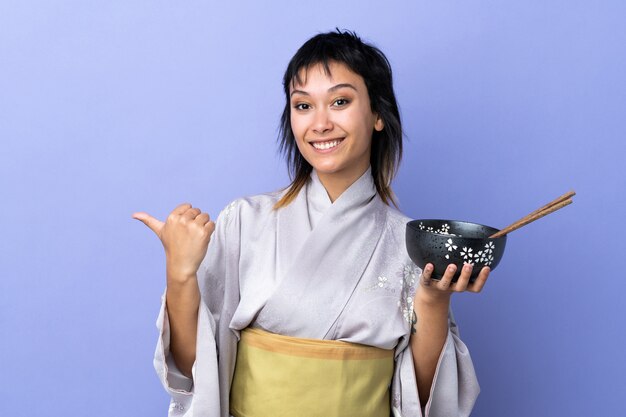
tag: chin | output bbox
[310,163,343,175]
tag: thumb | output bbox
[132,212,165,236]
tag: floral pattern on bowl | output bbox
[406,219,507,282]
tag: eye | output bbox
[293,103,311,111]
[333,98,350,107]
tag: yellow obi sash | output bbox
[230,328,394,417]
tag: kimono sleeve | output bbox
[153,201,238,416]
[392,309,480,417]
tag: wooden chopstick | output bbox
[489,191,575,238]
[492,190,575,237]
[524,190,576,219]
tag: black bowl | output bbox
[406,219,507,282]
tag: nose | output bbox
[312,108,333,134]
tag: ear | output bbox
[374,114,385,132]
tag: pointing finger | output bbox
[132,212,165,236]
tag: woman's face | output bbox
[289,61,384,186]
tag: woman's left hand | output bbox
[410,262,489,402]
[417,263,491,304]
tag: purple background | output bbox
[1,1,624,416]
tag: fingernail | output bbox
[448,265,457,272]
[464,264,473,272]
[425,265,433,273]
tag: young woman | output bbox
[134,30,489,417]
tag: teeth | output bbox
[312,139,341,150]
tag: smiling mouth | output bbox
[310,138,344,150]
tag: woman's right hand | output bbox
[132,203,216,283]
[134,203,210,377]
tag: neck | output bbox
[317,166,370,203]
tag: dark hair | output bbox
[274,29,403,208]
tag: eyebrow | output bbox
[290,83,358,98]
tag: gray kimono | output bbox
[154,168,480,417]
